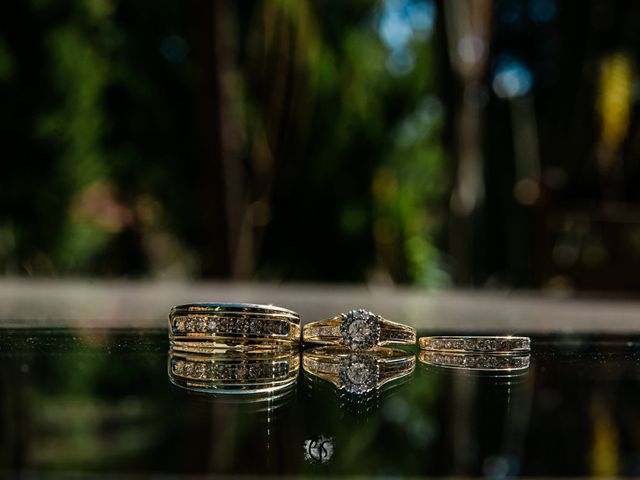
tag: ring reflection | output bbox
[302,346,415,395]
[168,348,300,399]
[418,350,530,375]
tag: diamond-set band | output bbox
[302,309,416,351]
[169,303,300,351]
[418,336,531,353]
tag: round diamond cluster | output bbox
[339,354,378,394]
[340,309,381,350]
[172,359,289,380]
[173,317,289,336]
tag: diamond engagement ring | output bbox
[169,303,300,351]
[418,336,531,353]
[302,309,416,350]
[302,347,415,394]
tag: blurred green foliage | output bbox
[0,0,449,285]
[1,1,203,277]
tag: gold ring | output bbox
[418,336,530,353]
[302,309,416,350]
[418,351,530,372]
[302,346,415,394]
[168,348,300,394]
[169,303,300,351]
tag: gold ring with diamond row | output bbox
[302,309,416,350]
[169,303,300,351]
[418,336,531,353]
[418,351,530,372]
[168,348,300,394]
[302,347,415,394]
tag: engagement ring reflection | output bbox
[302,347,415,395]
[418,351,530,372]
[168,349,299,395]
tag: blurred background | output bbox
[3,0,640,292]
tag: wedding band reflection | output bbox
[168,348,299,400]
[302,347,415,395]
[419,350,530,374]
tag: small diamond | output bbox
[262,322,273,334]
[174,318,185,333]
[196,318,206,332]
[270,321,288,335]
[238,320,249,334]
[248,319,261,334]
[207,319,217,332]
[485,356,498,367]
[194,363,205,377]
[184,362,194,375]
[185,320,195,333]
[173,360,185,374]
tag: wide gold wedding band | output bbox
[169,303,300,351]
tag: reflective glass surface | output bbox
[1,328,639,477]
